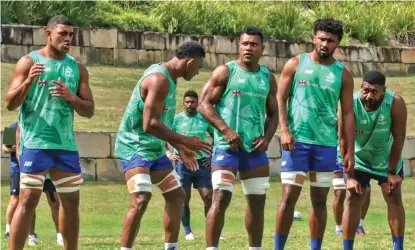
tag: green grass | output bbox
[1,179,415,249]
[2,62,415,135]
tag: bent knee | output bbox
[131,194,152,211]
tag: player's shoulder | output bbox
[391,91,406,106]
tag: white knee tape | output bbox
[20,173,45,190]
[241,177,270,195]
[157,170,181,193]
[280,171,306,187]
[127,173,152,193]
[52,175,83,193]
[310,172,333,188]
[332,177,346,190]
[212,170,235,192]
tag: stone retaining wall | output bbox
[1,132,414,181]
[1,25,415,77]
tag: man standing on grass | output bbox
[341,71,407,250]
[274,18,355,250]
[199,27,279,250]
[115,41,212,250]
[166,90,214,241]
[5,15,94,250]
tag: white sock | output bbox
[120,248,132,250]
[359,219,364,227]
[57,233,62,239]
[206,248,218,250]
[6,224,10,233]
[249,247,262,250]
[165,242,178,250]
[336,225,343,231]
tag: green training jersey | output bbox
[172,111,213,159]
[18,50,80,151]
[288,53,344,147]
[214,60,270,152]
[115,64,177,161]
[352,89,403,176]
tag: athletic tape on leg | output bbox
[157,170,181,193]
[20,173,45,190]
[310,172,332,188]
[280,171,306,187]
[332,177,346,190]
[127,173,152,193]
[241,177,270,195]
[212,170,235,192]
[52,175,83,193]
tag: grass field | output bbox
[1,179,415,249]
[1,62,415,135]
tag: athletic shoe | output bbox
[57,233,64,246]
[28,233,39,246]
[356,226,366,236]
[335,229,343,235]
[220,235,226,240]
[4,232,9,239]
[185,233,195,240]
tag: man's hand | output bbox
[183,136,212,155]
[50,77,75,101]
[342,152,355,173]
[26,63,44,84]
[252,136,269,152]
[347,177,362,195]
[280,130,295,151]
[201,156,211,167]
[168,153,181,163]
[177,145,199,172]
[387,174,402,193]
[223,128,243,152]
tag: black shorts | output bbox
[354,168,404,188]
[43,179,56,193]
[10,172,20,196]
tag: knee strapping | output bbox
[310,172,333,188]
[156,170,181,193]
[212,170,235,192]
[127,173,152,193]
[281,171,306,187]
[241,177,270,195]
[52,175,83,193]
[20,173,45,190]
[332,177,346,190]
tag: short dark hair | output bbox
[183,90,198,100]
[314,18,343,41]
[175,41,205,59]
[363,70,386,86]
[47,15,72,29]
[240,27,264,43]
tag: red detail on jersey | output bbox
[37,80,47,86]
[232,90,241,96]
[299,80,307,85]
[356,129,364,135]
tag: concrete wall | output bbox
[1,25,415,77]
[1,132,414,181]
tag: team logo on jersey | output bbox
[360,120,368,124]
[259,79,266,90]
[232,90,241,96]
[325,72,335,83]
[304,69,313,74]
[378,114,386,125]
[356,129,364,135]
[238,78,246,83]
[38,80,47,86]
[299,80,307,85]
[65,67,74,79]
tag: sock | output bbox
[206,248,218,250]
[392,236,404,250]
[165,242,178,250]
[274,233,288,250]
[120,248,132,250]
[249,247,262,250]
[57,233,63,239]
[336,225,343,231]
[343,239,354,250]
[310,238,322,250]
[359,219,364,227]
[6,224,10,233]
[181,205,191,235]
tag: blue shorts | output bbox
[280,142,337,173]
[10,172,20,196]
[211,148,269,172]
[20,147,81,174]
[120,154,172,172]
[176,159,212,189]
[334,159,344,174]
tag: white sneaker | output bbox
[219,236,226,240]
[28,234,39,246]
[185,233,195,240]
[57,233,64,246]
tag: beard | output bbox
[317,50,333,60]
[362,99,381,110]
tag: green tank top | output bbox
[115,64,177,161]
[18,50,80,151]
[288,53,344,147]
[214,61,270,152]
[352,89,403,176]
[172,112,213,159]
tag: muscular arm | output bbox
[337,109,346,160]
[340,68,356,160]
[264,74,279,142]
[66,63,94,118]
[5,56,35,111]
[388,94,407,174]
[198,65,229,133]
[277,57,298,133]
